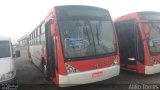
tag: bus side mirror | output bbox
[15,50,21,58]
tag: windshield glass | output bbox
[0,41,11,58]
[58,20,116,59]
[148,22,160,54]
[139,12,160,20]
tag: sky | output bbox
[0,0,160,44]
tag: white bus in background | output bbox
[0,36,20,84]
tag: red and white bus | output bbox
[114,11,160,74]
[28,5,120,87]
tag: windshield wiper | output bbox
[83,25,91,45]
[96,25,100,45]
[156,26,160,34]
[88,22,97,55]
[151,22,160,34]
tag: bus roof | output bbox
[55,5,108,10]
[46,5,108,19]
[114,12,138,22]
[115,11,160,22]
[138,11,160,15]
[0,36,11,41]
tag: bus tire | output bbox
[42,60,50,81]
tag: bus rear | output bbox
[54,6,120,87]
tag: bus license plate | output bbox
[92,72,103,77]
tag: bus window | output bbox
[41,22,46,44]
[41,23,45,34]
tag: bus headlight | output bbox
[112,59,118,66]
[153,59,159,65]
[0,71,16,81]
[112,56,119,66]
[65,64,79,74]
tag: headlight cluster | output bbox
[112,56,119,66]
[65,64,79,74]
[0,71,16,81]
[153,59,159,65]
[112,59,118,66]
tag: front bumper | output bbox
[145,64,160,74]
[59,65,120,87]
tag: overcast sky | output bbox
[0,0,160,43]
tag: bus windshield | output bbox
[57,7,116,59]
[0,41,11,58]
[56,6,116,60]
[148,22,160,54]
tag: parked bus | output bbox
[114,11,160,74]
[28,5,120,87]
[0,36,18,84]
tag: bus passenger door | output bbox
[115,19,138,70]
[45,19,56,79]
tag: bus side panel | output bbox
[29,45,42,67]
